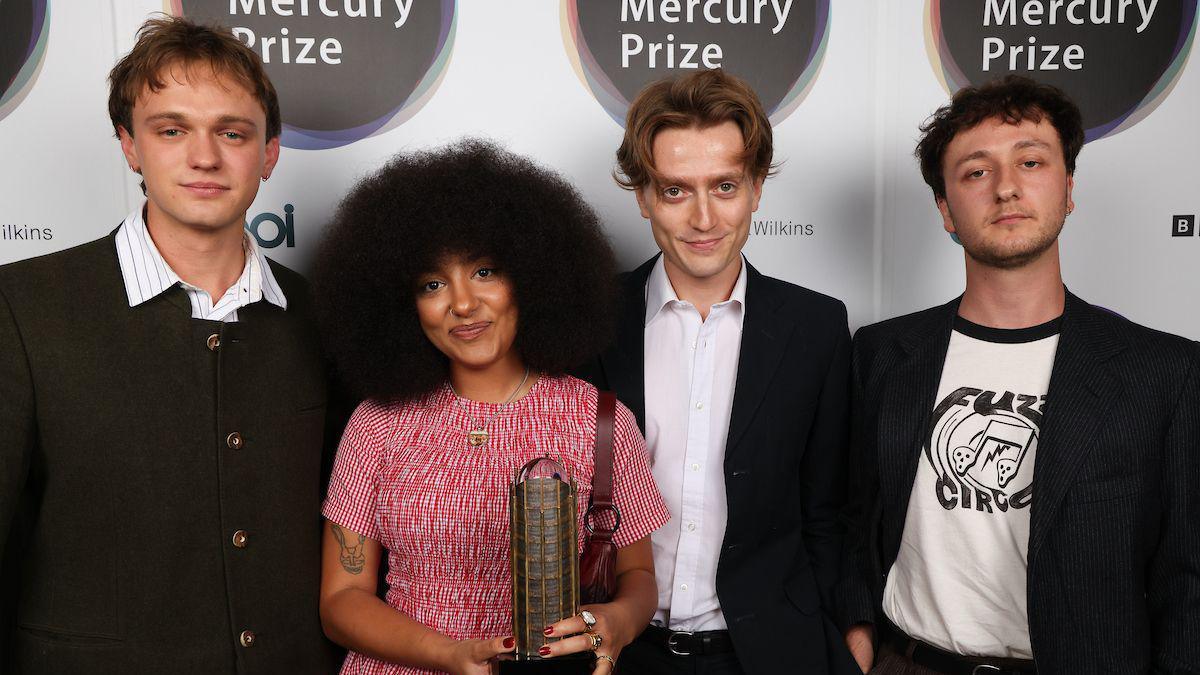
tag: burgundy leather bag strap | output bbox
[589,391,617,535]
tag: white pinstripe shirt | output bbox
[114,205,286,322]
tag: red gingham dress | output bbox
[322,375,671,675]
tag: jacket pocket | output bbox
[1069,474,1141,504]
[18,623,125,645]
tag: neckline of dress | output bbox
[439,372,547,412]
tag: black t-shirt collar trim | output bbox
[953,314,1063,344]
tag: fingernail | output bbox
[543,626,554,636]
[538,646,552,656]
[503,637,514,649]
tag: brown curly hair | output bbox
[916,75,1084,200]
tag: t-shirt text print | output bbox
[883,315,1061,660]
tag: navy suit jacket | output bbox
[837,291,1200,673]
[578,256,859,674]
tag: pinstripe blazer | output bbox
[836,291,1200,674]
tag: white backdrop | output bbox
[1,1,1196,338]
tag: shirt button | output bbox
[226,432,243,449]
[680,583,688,591]
[206,333,220,351]
[232,530,248,548]
[687,522,696,532]
[691,463,700,472]
[239,629,255,647]
[695,402,704,410]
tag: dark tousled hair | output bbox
[108,15,281,141]
[615,68,776,191]
[313,139,619,403]
[916,75,1084,199]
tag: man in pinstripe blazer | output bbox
[838,76,1200,674]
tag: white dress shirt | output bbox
[644,255,747,631]
[114,205,286,322]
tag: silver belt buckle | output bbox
[666,630,694,656]
[972,666,1002,674]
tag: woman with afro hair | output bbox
[314,140,670,675]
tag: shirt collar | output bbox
[644,255,747,326]
[113,203,287,310]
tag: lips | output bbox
[683,237,723,252]
[450,322,490,340]
[181,182,229,197]
[991,212,1032,225]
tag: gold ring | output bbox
[587,632,603,651]
[596,654,616,666]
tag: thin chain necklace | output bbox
[447,367,530,448]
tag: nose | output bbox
[995,165,1019,202]
[188,133,221,171]
[448,281,479,317]
[690,194,716,232]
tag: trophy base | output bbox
[493,652,594,674]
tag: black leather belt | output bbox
[640,624,736,656]
[880,622,1036,675]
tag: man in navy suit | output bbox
[839,75,1200,674]
[579,68,859,675]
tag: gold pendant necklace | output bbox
[449,368,531,449]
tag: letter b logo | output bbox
[1172,215,1196,237]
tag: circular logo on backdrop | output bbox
[0,0,51,124]
[927,0,1199,141]
[562,0,831,126]
[171,0,456,150]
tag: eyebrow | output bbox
[217,115,259,129]
[142,112,259,129]
[953,139,1053,168]
[143,112,187,125]
[658,172,745,187]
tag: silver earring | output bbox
[261,176,268,182]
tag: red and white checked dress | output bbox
[322,375,671,675]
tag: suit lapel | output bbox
[599,257,656,431]
[724,264,799,462]
[1028,293,1123,560]
[877,301,957,513]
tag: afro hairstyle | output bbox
[313,139,618,403]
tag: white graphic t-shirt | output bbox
[882,315,1061,659]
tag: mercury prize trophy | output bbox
[494,457,592,674]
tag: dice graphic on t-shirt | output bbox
[952,445,977,475]
[996,458,1018,488]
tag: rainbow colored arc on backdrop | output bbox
[924,0,1198,142]
[166,0,457,150]
[560,0,831,127]
[0,1,51,124]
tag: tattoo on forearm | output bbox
[331,523,366,574]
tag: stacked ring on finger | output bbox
[586,633,603,651]
[579,610,597,632]
[596,654,616,667]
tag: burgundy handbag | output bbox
[580,391,621,604]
